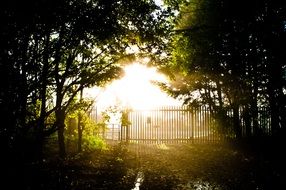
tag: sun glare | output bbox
[85,63,181,111]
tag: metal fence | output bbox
[122,106,221,144]
[94,106,221,143]
[93,106,272,144]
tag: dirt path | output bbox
[12,141,284,189]
[126,143,284,190]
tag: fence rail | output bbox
[124,106,220,143]
[92,106,272,144]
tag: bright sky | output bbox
[84,63,182,111]
[155,0,164,6]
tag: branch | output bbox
[173,25,216,33]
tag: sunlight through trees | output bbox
[1,1,285,189]
[85,63,182,111]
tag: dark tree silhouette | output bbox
[0,0,171,160]
[162,0,286,138]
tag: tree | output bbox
[1,0,172,160]
[162,0,286,138]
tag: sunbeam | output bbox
[85,63,181,111]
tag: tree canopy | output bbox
[1,0,286,162]
[0,0,172,159]
[161,0,286,138]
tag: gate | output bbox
[91,105,272,144]
[121,106,220,143]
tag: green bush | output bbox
[82,135,107,151]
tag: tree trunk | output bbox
[77,114,82,152]
[56,109,66,158]
[36,33,50,161]
[252,102,259,136]
[233,104,241,138]
[77,89,83,152]
[243,106,252,137]
[267,76,280,136]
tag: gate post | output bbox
[121,109,131,143]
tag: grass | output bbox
[4,138,285,190]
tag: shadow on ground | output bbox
[4,138,285,190]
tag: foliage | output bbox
[82,135,107,151]
[99,105,132,127]
[0,0,173,159]
[65,96,108,152]
[162,0,286,138]
[121,109,132,126]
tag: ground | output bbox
[5,139,285,190]
[127,140,285,190]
